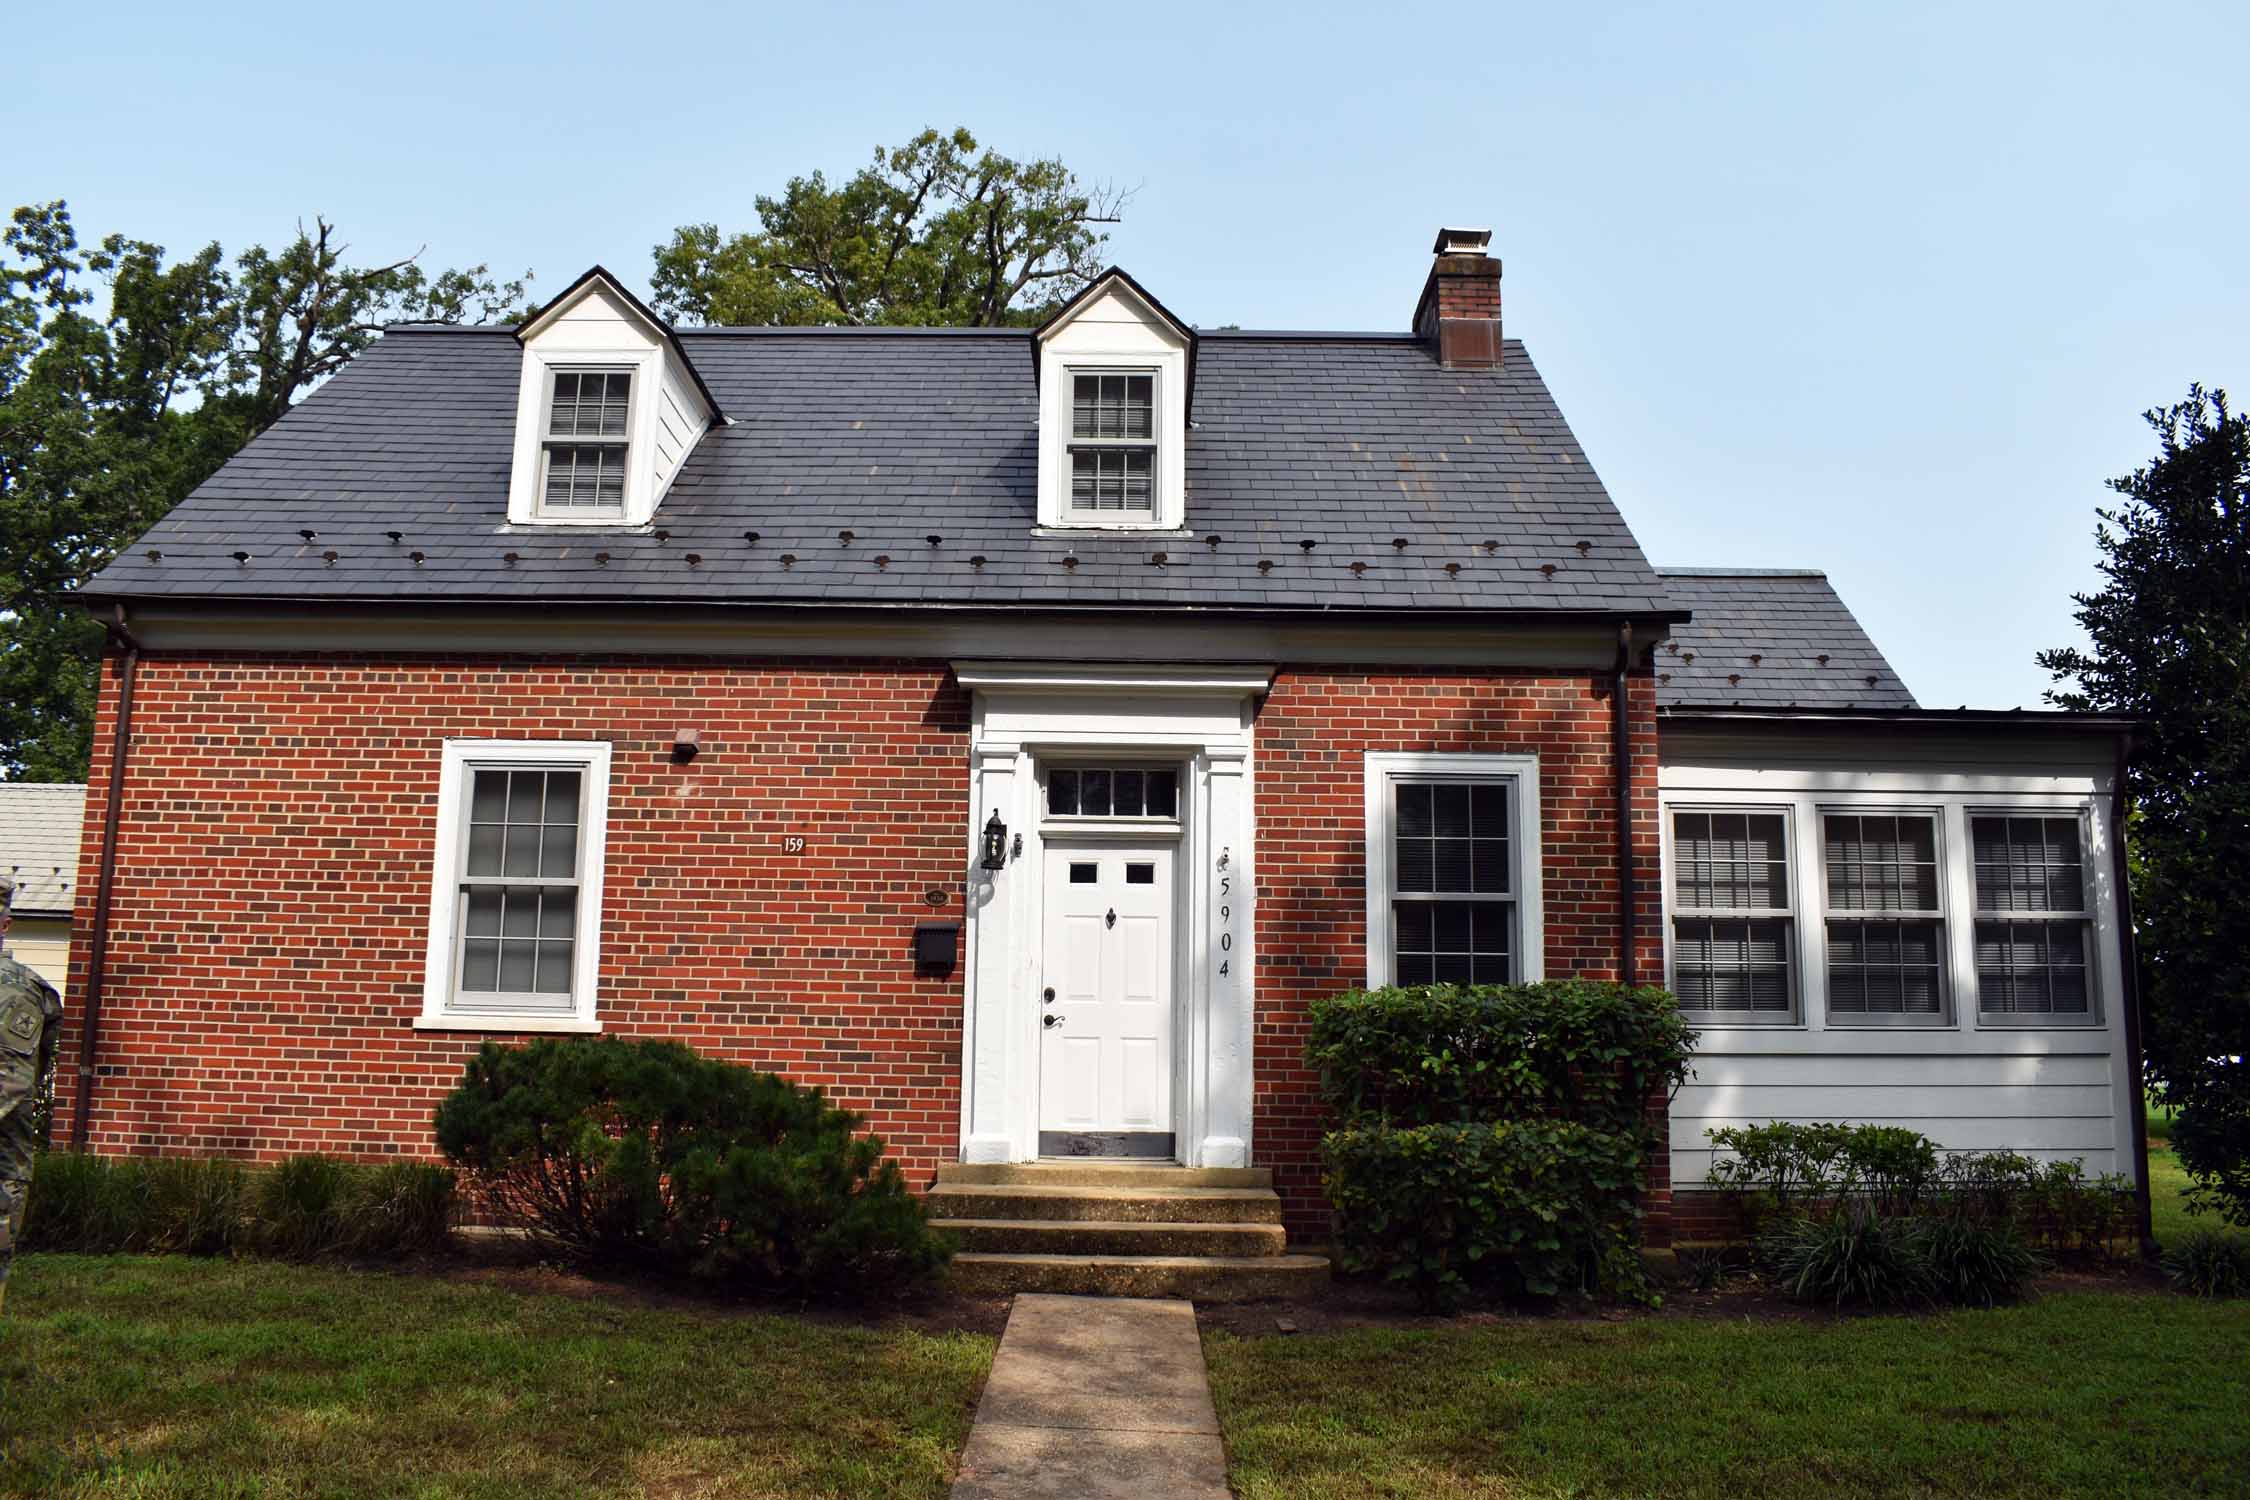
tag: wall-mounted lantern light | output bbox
[981,810,1009,871]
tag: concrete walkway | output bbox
[951,1293,1230,1499]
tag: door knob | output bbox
[1044,987,1056,1004]
[1043,1014,1064,1029]
[1106,908,1116,928]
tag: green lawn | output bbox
[1207,1151,2250,1499]
[0,1255,994,1500]
[1204,1291,2250,1499]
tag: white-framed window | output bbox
[1819,809,1948,1025]
[1669,807,1796,1023]
[538,367,633,517]
[1067,369,1158,516]
[1363,753,1543,987]
[418,739,611,1032]
[1045,764,1180,820]
[1971,810,2098,1025]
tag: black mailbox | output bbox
[913,920,961,976]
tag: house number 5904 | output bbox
[1216,848,1234,979]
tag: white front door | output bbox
[1039,842,1175,1157]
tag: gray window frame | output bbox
[450,761,591,1014]
[1666,804,1799,1026]
[536,365,634,517]
[1969,806,2102,1029]
[1817,806,1952,1028]
[1064,366,1159,517]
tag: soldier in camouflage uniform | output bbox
[0,875,65,1317]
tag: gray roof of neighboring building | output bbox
[82,325,1682,617]
[1652,569,1918,710]
[0,783,85,918]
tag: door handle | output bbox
[1043,1013,1064,1029]
[1106,908,1116,928]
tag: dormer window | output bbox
[505,267,721,529]
[1032,269,1195,531]
[540,368,633,515]
[1069,372,1157,516]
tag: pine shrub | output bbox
[433,1036,948,1298]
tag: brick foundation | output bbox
[59,650,1667,1238]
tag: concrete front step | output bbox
[936,1161,1273,1190]
[938,1217,1288,1258]
[950,1252,1331,1302]
[926,1182,1282,1226]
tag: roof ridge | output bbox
[1657,566,1829,579]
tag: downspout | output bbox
[69,605,141,1152]
[1613,624,1637,986]
[2110,732,2155,1257]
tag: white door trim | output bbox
[956,660,1270,1167]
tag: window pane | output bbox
[1974,814,2085,914]
[1079,770,1110,817]
[1673,917,1792,1015]
[533,939,574,994]
[461,939,500,992]
[1070,862,1097,884]
[1069,448,1154,512]
[500,889,538,938]
[1398,780,1514,897]
[539,889,577,938]
[1126,863,1155,885]
[1071,372,1154,440]
[1113,770,1144,818]
[1394,898,1511,987]
[1824,814,1939,913]
[1826,918,1944,1015]
[1675,811,1790,911]
[497,941,536,993]
[539,824,577,879]
[466,822,503,877]
[1976,918,2091,1016]
[1145,770,1177,818]
[463,889,502,937]
[1049,769,1079,816]
[550,368,631,438]
[543,444,628,512]
[470,770,508,823]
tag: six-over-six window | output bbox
[1666,803,2100,1026]
[1068,371,1156,515]
[540,368,632,514]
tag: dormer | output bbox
[1032,268,1196,531]
[505,267,722,528]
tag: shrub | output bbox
[1305,982,1696,1141]
[1759,1206,1935,1309]
[2161,1230,2250,1298]
[1912,1216,2045,1307]
[1706,1121,1941,1218]
[23,1152,450,1261]
[1323,1119,1649,1311]
[433,1036,948,1298]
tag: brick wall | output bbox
[57,651,1668,1241]
[56,653,973,1187]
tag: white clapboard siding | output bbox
[1035,276,1190,529]
[1660,723,2140,1189]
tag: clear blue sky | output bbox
[12,0,2245,707]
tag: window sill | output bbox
[1973,1015,2106,1031]
[1031,525,1191,538]
[414,1012,603,1035]
[1819,1019,1959,1031]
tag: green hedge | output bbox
[22,1152,455,1260]
[1305,981,1695,1140]
[1309,981,1695,1310]
[432,1036,949,1299]
[1325,1120,1649,1309]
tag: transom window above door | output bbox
[1046,766,1179,819]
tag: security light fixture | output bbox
[981,810,1009,871]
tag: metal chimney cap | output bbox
[1432,226,1493,255]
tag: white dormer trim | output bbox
[1034,270,1194,532]
[506,269,718,529]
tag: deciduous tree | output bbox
[0,201,526,779]
[650,127,1124,327]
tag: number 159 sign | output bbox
[780,836,807,855]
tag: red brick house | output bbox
[54,228,2147,1289]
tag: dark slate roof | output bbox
[84,325,1680,616]
[1653,570,1918,710]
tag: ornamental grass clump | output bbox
[1309,981,1695,1312]
[432,1036,949,1299]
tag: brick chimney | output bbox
[1414,227,1502,369]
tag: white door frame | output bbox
[954,661,1271,1168]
